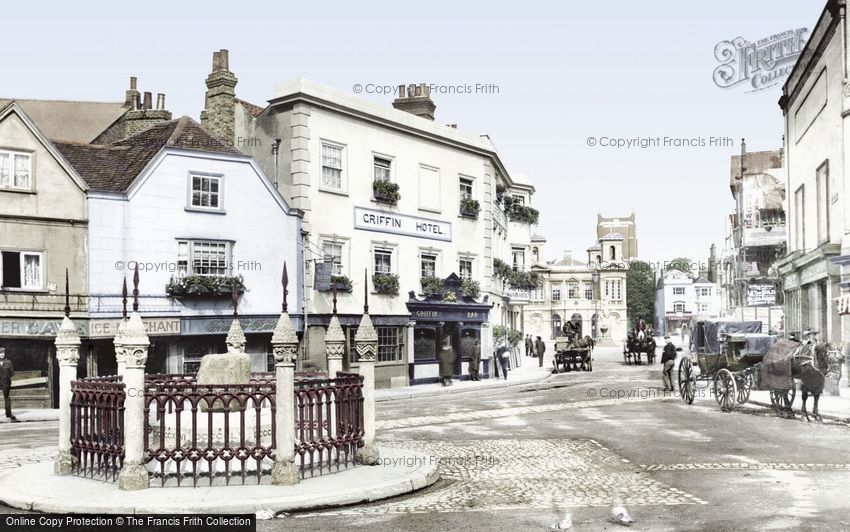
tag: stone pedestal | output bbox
[118,313,150,491]
[354,313,379,465]
[54,316,80,475]
[271,312,299,486]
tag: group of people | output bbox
[524,335,547,368]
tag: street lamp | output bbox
[591,271,600,340]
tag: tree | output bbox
[627,260,655,325]
[665,257,694,277]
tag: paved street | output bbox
[2,346,849,531]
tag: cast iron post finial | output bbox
[63,268,70,318]
[332,283,338,315]
[231,284,239,318]
[121,277,128,319]
[363,269,369,315]
[282,262,289,313]
[132,264,140,311]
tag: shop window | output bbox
[1,250,43,290]
[461,328,480,361]
[413,328,437,361]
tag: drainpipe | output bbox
[272,138,281,189]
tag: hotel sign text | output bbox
[354,207,451,242]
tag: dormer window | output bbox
[0,150,32,191]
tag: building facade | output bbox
[523,230,629,346]
[718,141,786,332]
[776,0,847,343]
[55,117,302,376]
[655,270,720,335]
[199,50,539,387]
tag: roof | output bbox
[531,233,547,242]
[0,98,127,143]
[599,232,624,241]
[730,149,783,194]
[693,277,712,284]
[236,98,265,118]
[586,244,601,251]
[55,117,240,192]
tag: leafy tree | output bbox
[627,260,655,325]
[665,257,694,277]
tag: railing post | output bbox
[54,316,80,475]
[325,314,345,377]
[272,264,299,485]
[117,313,150,490]
[354,274,379,464]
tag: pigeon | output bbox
[610,498,634,526]
[550,511,572,530]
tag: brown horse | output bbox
[775,342,845,422]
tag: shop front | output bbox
[406,276,492,385]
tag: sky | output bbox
[0,0,820,269]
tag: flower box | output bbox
[372,180,400,205]
[166,275,246,298]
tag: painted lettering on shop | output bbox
[354,207,452,242]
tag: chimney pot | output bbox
[220,49,229,71]
[143,92,152,110]
[420,82,429,97]
[407,84,416,97]
[156,93,165,110]
[132,93,140,110]
[130,76,137,90]
[212,51,221,72]
[398,84,406,98]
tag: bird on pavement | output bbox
[610,498,634,526]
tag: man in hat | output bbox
[0,348,17,421]
[535,336,546,368]
[660,336,677,392]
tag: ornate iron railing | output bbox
[143,376,277,487]
[294,372,364,479]
[70,376,125,482]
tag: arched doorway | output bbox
[552,313,562,339]
[570,313,583,337]
[591,313,598,339]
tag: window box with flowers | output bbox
[461,277,480,298]
[373,272,399,295]
[318,275,353,292]
[420,275,444,297]
[166,275,246,298]
[372,180,400,205]
[459,197,480,218]
[507,204,539,225]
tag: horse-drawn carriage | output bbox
[553,335,593,373]
[623,332,656,365]
[679,319,845,420]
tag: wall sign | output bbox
[747,284,776,306]
[0,319,87,337]
[89,318,180,338]
[354,207,451,242]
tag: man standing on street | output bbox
[535,336,546,368]
[661,336,677,392]
[525,335,533,357]
[0,348,17,422]
[496,341,510,380]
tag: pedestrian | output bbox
[438,334,454,386]
[496,341,510,380]
[525,335,533,357]
[0,347,17,422]
[535,336,546,368]
[468,340,481,381]
[661,336,677,392]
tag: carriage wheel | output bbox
[714,369,737,412]
[736,372,753,405]
[678,357,696,404]
[770,388,796,414]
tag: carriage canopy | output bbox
[690,319,762,355]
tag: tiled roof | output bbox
[236,98,265,118]
[0,98,127,143]
[55,117,240,193]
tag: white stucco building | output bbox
[56,117,302,374]
[655,270,720,335]
[199,50,539,387]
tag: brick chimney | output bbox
[392,83,436,121]
[200,49,238,145]
[120,77,172,137]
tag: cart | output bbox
[553,336,593,373]
[678,319,779,412]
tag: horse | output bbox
[625,332,656,364]
[773,341,845,422]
